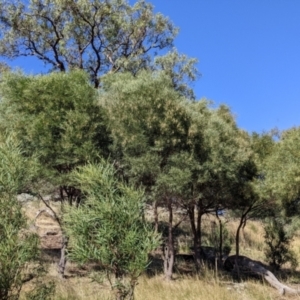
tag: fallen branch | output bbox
[224,255,300,295]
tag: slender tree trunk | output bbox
[187,205,201,269]
[236,220,243,258]
[235,207,252,280]
[197,212,202,247]
[153,200,159,233]
[58,235,68,278]
[164,197,174,280]
[235,205,253,257]
[128,279,137,300]
[216,213,223,261]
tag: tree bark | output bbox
[216,212,223,261]
[187,205,201,269]
[196,205,202,247]
[153,200,159,233]
[224,255,300,295]
[58,235,68,278]
[163,197,174,280]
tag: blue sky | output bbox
[147,1,300,133]
[3,1,300,133]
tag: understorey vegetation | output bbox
[0,0,300,299]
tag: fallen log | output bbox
[224,255,300,295]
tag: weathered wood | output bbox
[224,255,300,295]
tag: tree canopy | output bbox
[0,70,111,202]
[0,0,179,87]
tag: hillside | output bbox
[19,195,300,300]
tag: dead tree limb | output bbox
[224,255,300,295]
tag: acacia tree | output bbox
[0,0,178,87]
[102,70,192,280]
[0,70,111,203]
[161,102,258,263]
[63,161,159,300]
[262,128,300,269]
[265,127,300,204]
[225,132,278,261]
[102,71,259,274]
[0,70,111,277]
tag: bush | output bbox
[264,218,298,271]
[63,161,160,300]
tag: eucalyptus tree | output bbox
[0,0,178,87]
[63,161,159,300]
[154,49,199,99]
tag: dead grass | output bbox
[19,201,300,299]
[21,270,288,300]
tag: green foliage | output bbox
[251,132,275,168]
[204,222,232,255]
[154,49,199,99]
[102,71,191,194]
[265,127,300,206]
[63,161,160,300]
[264,218,298,271]
[0,0,178,87]
[0,70,110,190]
[0,136,39,195]
[0,138,39,300]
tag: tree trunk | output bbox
[163,197,174,280]
[153,200,159,233]
[58,235,68,278]
[187,205,201,269]
[235,216,245,280]
[216,213,223,261]
[235,218,243,257]
[224,255,300,295]
[196,206,202,247]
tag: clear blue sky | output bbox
[3,1,300,133]
[147,0,300,133]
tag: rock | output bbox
[17,193,35,203]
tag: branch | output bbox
[37,193,61,226]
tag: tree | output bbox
[154,49,199,99]
[227,131,278,263]
[102,70,192,280]
[0,70,112,278]
[0,70,111,204]
[264,217,297,271]
[165,103,258,263]
[63,161,159,300]
[265,127,300,206]
[0,0,178,87]
[0,136,39,300]
[102,71,259,274]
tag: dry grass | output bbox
[21,270,292,300]
[19,201,300,299]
